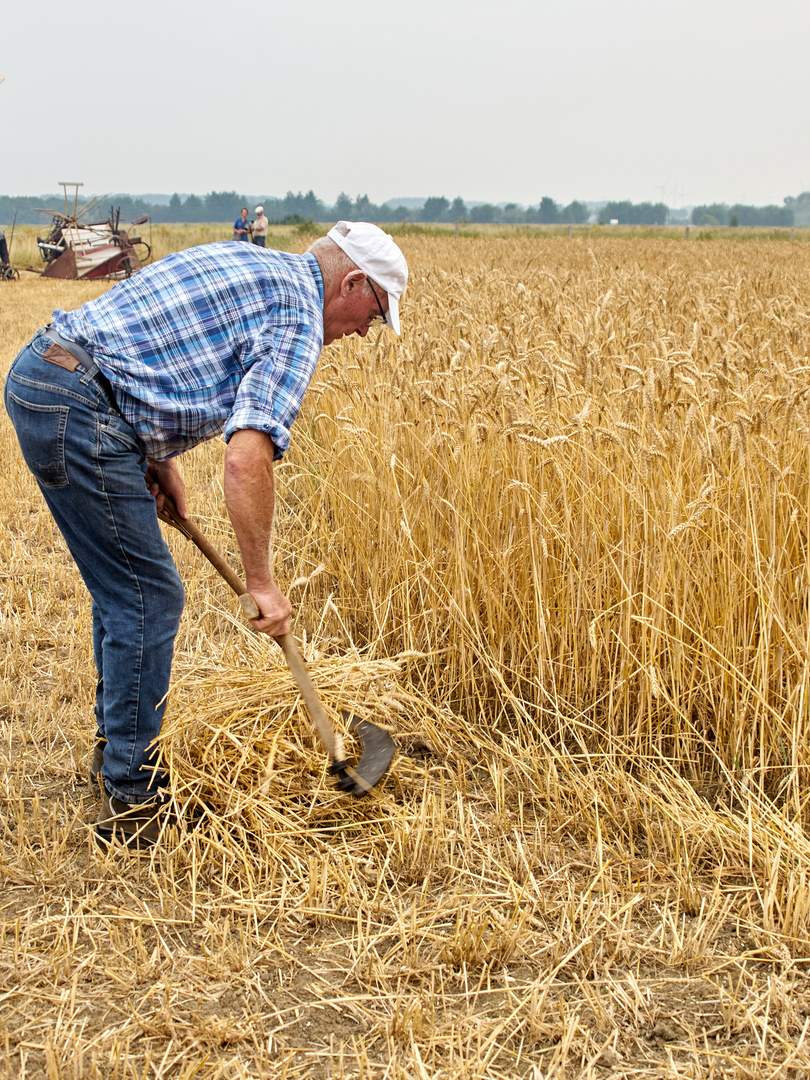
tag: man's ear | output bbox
[339,269,367,297]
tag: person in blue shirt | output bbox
[232,207,250,240]
[4,222,408,850]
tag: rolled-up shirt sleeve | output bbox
[224,319,323,459]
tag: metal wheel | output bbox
[120,252,142,278]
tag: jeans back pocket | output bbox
[5,390,70,488]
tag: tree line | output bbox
[1,190,806,228]
[691,202,795,227]
[0,190,590,227]
[598,202,669,225]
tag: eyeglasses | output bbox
[366,279,388,326]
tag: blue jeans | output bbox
[4,332,185,803]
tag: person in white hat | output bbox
[4,221,407,849]
[252,206,269,247]
[312,220,408,334]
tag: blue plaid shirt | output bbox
[51,243,324,461]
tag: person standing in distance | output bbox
[252,206,269,247]
[232,207,250,240]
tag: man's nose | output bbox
[355,325,369,338]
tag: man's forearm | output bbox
[223,429,277,591]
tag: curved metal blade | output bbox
[333,716,395,797]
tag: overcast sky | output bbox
[2,0,808,208]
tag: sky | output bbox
[2,0,809,209]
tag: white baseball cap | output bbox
[327,220,408,334]
[255,205,263,214]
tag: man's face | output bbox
[322,273,388,346]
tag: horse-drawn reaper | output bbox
[35,182,151,280]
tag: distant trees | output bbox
[598,201,668,225]
[279,190,327,220]
[1,189,806,230]
[469,203,497,223]
[692,203,794,227]
[418,195,590,225]
[334,192,353,219]
[353,194,374,219]
[733,203,793,226]
[784,192,810,226]
[691,203,729,227]
[564,201,590,224]
[525,197,590,224]
[183,194,204,221]
[421,196,450,222]
[204,191,242,221]
[536,197,559,224]
[417,196,469,223]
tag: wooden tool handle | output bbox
[271,634,346,764]
[150,476,345,764]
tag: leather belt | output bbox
[41,327,95,372]
[39,327,119,412]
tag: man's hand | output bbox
[244,582,292,637]
[146,458,188,519]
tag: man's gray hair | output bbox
[308,235,360,286]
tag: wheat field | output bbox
[2,229,810,1078]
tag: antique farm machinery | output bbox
[34,182,151,280]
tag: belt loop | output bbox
[79,362,100,386]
